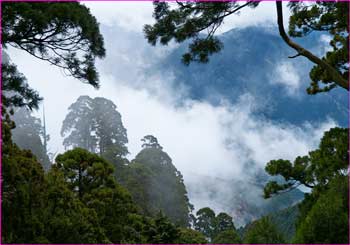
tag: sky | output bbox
[7,2,337,224]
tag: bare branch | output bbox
[288,53,301,58]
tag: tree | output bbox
[194,207,238,241]
[118,136,192,227]
[2,54,42,110]
[175,228,208,244]
[12,107,51,171]
[215,212,236,234]
[55,148,115,199]
[2,2,105,87]
[194,207,217,239]
[93,97,128,155]
[2,113,47,243]
[54,148,142,243]
[144,1,349,93]
[43,167,109,243]
[115,161,155,214]
[61,96,96,152]
[263,127,348,198]
[61,96,128,156]
[131,137,192,227]
[141,135,163,149]
[243,217,286,244]
[212,230,241,244]
[293,176,348,244]
[145,212,180,243]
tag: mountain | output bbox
[155,26,347,126]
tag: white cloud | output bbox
[270,61,302,96]
[83,2,154,32]
[320,34,333,54]
[83,1,291,34]
[217,2,290,33]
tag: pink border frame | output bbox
[0,0,349,245]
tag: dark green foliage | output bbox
[288,2,349,94]
[54,148,145,243]
[12,107,51,171]
[145,2,348,93]
[216,212,236,234]
[145,212,180,243]
[194,207,216,239]
[212,230,241,244]
[194,207,238,242]
[175,228,208,244]
[2,110,44,243]
[2,2,105,87]
[238,205,299,242]
[43,168,109,243]
[243,217,286,244]
[3,138,124,243]
[264,127,348,198]
[293,176,348,244]
[2,55,41,110]
[2,143,47,243]
[115,162,154,213]
[55,148,116,199]
[61,96,128,156]
[2,114,108,243]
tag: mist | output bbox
[7,2,337,226]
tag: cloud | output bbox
[319,34,333,54]
[83,2,154,32]
[270,62,302,96]
[83,1,291,34]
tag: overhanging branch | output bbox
[276,1,349,91]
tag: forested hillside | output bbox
[238,205,299,242]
